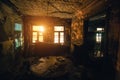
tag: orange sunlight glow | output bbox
[33,25,45,32]
[39,26,44,32]
[32,25,44,43]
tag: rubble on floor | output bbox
[30,56,73,78]
[0,55,93,80]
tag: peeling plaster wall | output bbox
[71,11,84,46]
[0,2,22,74]
[0,2,22,55]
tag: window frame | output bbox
[32,25,44,43]
[54,26,64,44]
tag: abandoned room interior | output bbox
[0,0,120,80]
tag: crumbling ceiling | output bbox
[1,0,107,18]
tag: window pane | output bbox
[15,23,22,31]
[54,32,59,43]
[32,32,37,43]
[54,38,58,43]
[60,37,64,43]
[60,32,64,35]
[54,36,58,43]
[54,32,58,36]
[39,32,43,35]
[33,32,37,38]
[33,26,39,31]
[39,26,44,32]
[39,36,43,42]
[54,26,64,31]
[33,38,37,43]
[60,40,64,43]
[60,32,64,43]
[33,37,37,40]
[97,28,104,31]
[60,37,64,40]
[96,33,102,43]
[54,27,64,43]
[33,26,44,32]
[33,32,37,35]
[32,26,44,43]
[39,32,43,42]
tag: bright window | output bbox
[39,32,43,42]
[54,32,59,43]
[97,28,104,31]
[60,32,64,43]
[96,33,102,43]
[32,26,44,43]
[54,26,64,44]
[32,32,37,43]
[96,28,104,43]
[15,23,22,31]
[14,23,23,49]
[54,26,64,31]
